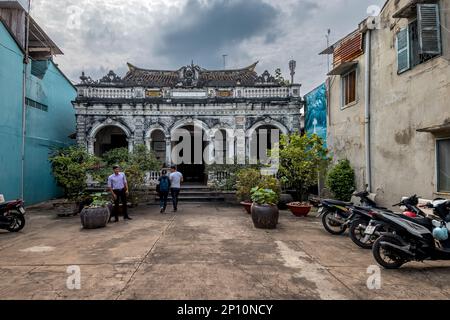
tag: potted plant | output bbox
[250,187,280,229]
[276,133,329,216]
[287,202,312,217]
[49,147,97,217]
[236,168,261,214]
[80,192,111,229]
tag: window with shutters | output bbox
[437,138,450,193]
[341,69,357,108]
[396,3,441,74]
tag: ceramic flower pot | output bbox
[240,201,253,214]
[287,202,312,217]
[80,206,110,229]
[251,203,279,229]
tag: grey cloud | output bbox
[30,0,388,91]
[156,0,280,69]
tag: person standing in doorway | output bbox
[108,165,132,222]
[157,169,171,214]
[169,166,183,212]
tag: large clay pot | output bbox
[251,203,279,229]
[278,194,294,210]
[53,201,79,217]
[240,201,253,214]
[80,207,110,229]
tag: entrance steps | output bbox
[150,184,226,204]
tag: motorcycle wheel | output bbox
[349,218,376,249]
[372,236,406,269]
[6,213,25,233]
[321,210,347,235]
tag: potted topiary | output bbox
[49,147,97,217]
[80,193,111,229]
[250,187,280,229]
[236,168,261,214]
[276,133,329,217]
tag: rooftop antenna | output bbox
[222,54,228,70]
[326,29,331,73]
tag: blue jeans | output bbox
[171,188,181,210]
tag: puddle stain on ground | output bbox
[275,240,348,300]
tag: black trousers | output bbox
[112,189,129,220]
[159,191,169,210]
[171,188,181,210]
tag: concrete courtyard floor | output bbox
[0,202,450,300]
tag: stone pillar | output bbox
[128,137,134,153]
[165,136,172,166]
[208,137,215,164]
[87,138,96,155]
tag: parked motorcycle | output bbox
[371,199,450,269]
[349,195,426,249]
[319,190,386,235]
[0,199,26,232]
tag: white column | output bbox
[128,138,134,153]
[146,138,152,151]
[87,138,96,155]
[165,136,172,166]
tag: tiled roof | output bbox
[123,62,259,87]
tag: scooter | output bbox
[370,199,450,269]
[319,190,387,235]
[0,199,26,232]
[349,195,426,249]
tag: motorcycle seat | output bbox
[323,199,353,207]
[0,201,14,210]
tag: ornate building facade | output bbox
[73,62,304,183]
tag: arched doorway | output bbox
[171,125,209,184]
[248,124,283,164]
[94,126,128,157]
[150,130,167,165]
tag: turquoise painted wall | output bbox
[24,61,76,204]
[0,21,76,205]
[0,22,24,202]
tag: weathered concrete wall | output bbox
[24,60,77,205]
[369,0,450,205]
[327,52,367,191]
[327,0,450,206]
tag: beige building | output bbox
[322,0,450,205]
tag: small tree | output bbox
[90,145,161,206]
[275,68,290,86]
[130,144,161,172]
[49,146,97,201]
[326,159,356,202]
[277,133,329,201]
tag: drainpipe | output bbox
[364,29,372,192]
[21,1,32,200]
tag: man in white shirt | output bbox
[108,165,132,222]
[169,166,183,212]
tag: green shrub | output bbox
[326,159,356,202]
[236,168,262,201]
[49,146,97,201]
[277,132,329,201]
[236,168,282,202]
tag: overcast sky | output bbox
[30,0,386,93]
